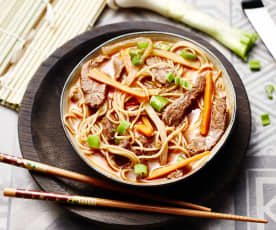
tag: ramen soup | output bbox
[64,36,230,183]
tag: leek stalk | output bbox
[108,0,258,61]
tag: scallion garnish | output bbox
[174,76,181,86]
[176,155,185,162]
[261,113,270,126]
[134,163,148,177]
[166,72,175,83]
[87,135,100,148]
[265,84,274,100]
[249,60,261,71]
[117,121,131,134]
[131,55,142,66]
[181,80,193,90]
[154,42,171,51]
[114,138,121,144]
[129,48,143,58]
[181,51,197,60]
[137,41,149,49]
[150,95,169,112]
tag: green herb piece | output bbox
[134,164,148,177]
[174,76,181,86]
[176,155,185,162]
[129,48,144,58]
[261,113,270,126]
[132,55,142,66]
[166,72,175,83]
[265,84,274,100]
[117,121,131,135]
[87,135,100,148]
[249,60,261,70]
[114,138,121,144]
[181,51,197,60]
[128,49,141,58]
[137,41,149,49]
[181,80,193,90]
[154,42,171,51]
[150,95,169,112]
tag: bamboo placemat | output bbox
[0,0,106,111]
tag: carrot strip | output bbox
[120,49,139,85]
[88,69,148,100]
[152,49,200,69]
[135,116,154,137]
[200,72,214,136]
[147,151,210,180]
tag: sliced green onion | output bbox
[132,55,142,66]
[154,42,171,51]
[150,95,169,112]
[265,84,274,100]
[134,164,148,177]
[137,41,149,49]
[249,60,261,70]
[261,113,270,126]
[176,155,185,162]
[114,138,121,144]
[181,80,193,90]
[166,72,175,83]
[87,135,100,148]
[129,48,143,58]
[175,76,181,86]
[181,51,197,60]
[117,120,131,134]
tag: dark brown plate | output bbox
[18,21,251,228]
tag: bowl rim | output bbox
[60,31,237,187]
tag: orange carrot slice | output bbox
[135,116,154,137]
[88,69,148,100]
[147,151,211,180]
[200,72,214,136]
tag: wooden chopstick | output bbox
[3,188,267,223]
[0,152,209,211]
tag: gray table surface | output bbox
[1,0,276,229]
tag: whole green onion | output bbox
[150,95,169,112]
[108,0,258,61]
[166,72,175,83]
[117,120,131,134]
[134,163,148,177]
[87,135,100,148]
[137,41,149,49]
[181,51,197,60]
[265,84,274,100]
[249,60,261,71]
[181,80,193,90]
[261,113,270,126]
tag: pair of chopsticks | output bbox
[0,153,268,223]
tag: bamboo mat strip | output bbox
[0,0,41,75]
[0,0,106,111]
[12,0,104,102]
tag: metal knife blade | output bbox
[242,0,276,60]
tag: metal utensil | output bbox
[242,0,276,60]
